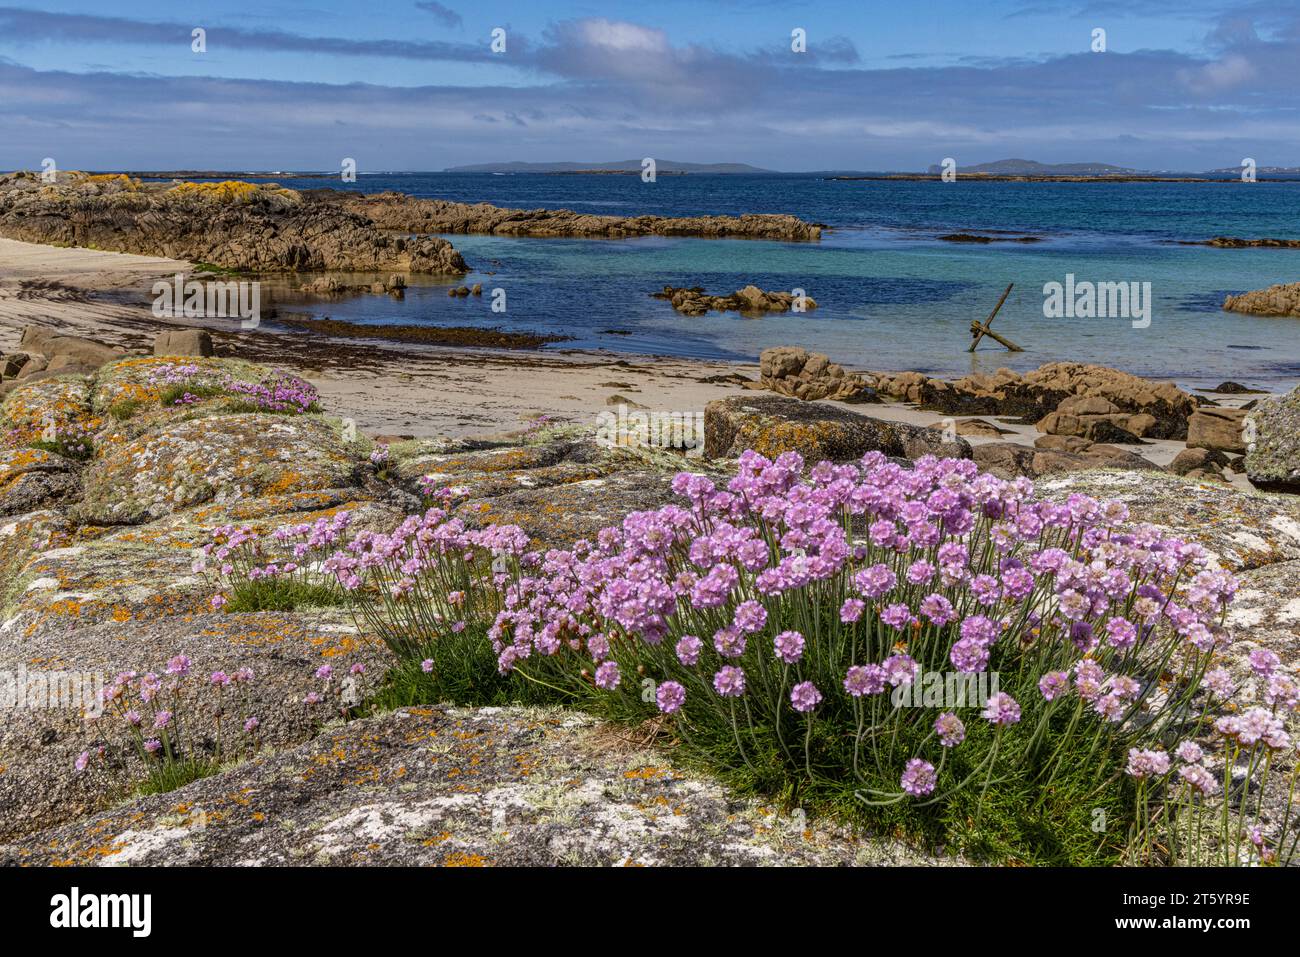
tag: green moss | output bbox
[108,398,147,421]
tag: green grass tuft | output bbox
[108,397,148,421]
[223,579,348,614]
[135,757,221,796]
[365,626,568,714]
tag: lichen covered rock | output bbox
[1037,470,1300,571]
[0,375,97,444]
[705,395,970,462]
[0,706,953,866]
[73,414,364,525]
[1245,386,1300,492]
[0,612,386,843]
[0,447,80,515]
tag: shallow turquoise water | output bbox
[262,173,1300,390]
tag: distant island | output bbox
[66,158,1300,185]
[928,159,1139,176]
[442,160,774,174]
[1206,165,1300,175]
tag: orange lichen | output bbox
[443,851,488,867]
[623,766,665,780]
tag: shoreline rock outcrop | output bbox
[323,191,824,242]
[873,363,1196,440]
[0,172,468,275]
[758,346,874,402]
[653,285,817,316]
[1223,283,1300,318]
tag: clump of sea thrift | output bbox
[198,513,351,611]
[482,449,1295,863]
[321,488,530,658]
[76,658,262,793]
[145,362,319,414]
[223,369,319,414]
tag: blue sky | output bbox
[1,1,1297,171]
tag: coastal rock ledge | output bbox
[327,191,825,242]
[0,172,468,275]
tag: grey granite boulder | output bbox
[1245,386,1300,492]
[704,395,970,462]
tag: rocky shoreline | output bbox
[317,190,824,241]
[754,347,1297,489]
[0,172,468,275]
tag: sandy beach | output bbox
[0,235,1258,483]
[0,236,756,437]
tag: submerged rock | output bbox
[653,285,818,317]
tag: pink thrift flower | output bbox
[790,681,822,713]
[901,758,937,796]
[656,681,686,714]
[594,661,621,691]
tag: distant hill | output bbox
[1205,165,1300,175]
[925,159,1138,176]
[444,160,773,174]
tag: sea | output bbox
[249,172,1300,391]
